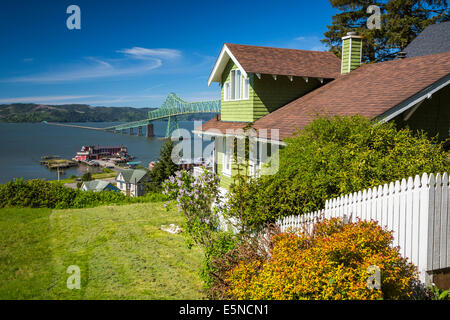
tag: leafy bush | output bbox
[206,223,279,299]
[0,179,167,209]
[162,168,222,249]
[81,172,93,182]
[162,168,239,291]
[227,115,449,228]
[225,218,418,300]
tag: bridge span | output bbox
[44,93,220,138]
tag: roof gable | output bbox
[208,43,341,86]
[116,169,148,184]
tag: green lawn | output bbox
[0,202,205,299]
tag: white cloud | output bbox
[118,47,181,59]
[5,58,162,83]
[292,35,327,51]
[2,47,182,84]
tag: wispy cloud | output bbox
[84,94,167,106]
[265,35,328,52]
[117,47,181,59]
[3,47,181,84]
[291,35,327,51]
[0,95,98,104]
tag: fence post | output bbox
[427,173,435,275]
[411,175,421,269]
[439,173,448,269]
[418,173,431,284]
[433,173,442,270]
[274,172,448,284]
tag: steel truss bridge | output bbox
[103,93,220,137]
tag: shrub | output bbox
[225,218,418,300]
[162,168,239,292]
[81,172,92,181]
[0,179,167,209]
[162,168,222,249]
[206,223,279,299]
[227,115,449,228]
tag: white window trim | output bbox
[225,70,249,101]
[224,82,230,101]
[243,77,249,100]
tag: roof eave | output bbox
[377,73,450,123]
[207,44,248,86]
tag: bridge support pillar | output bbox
[121,129,126,134]
[129,128,134,135]
[146,124,154,137]
[138,126,143,136]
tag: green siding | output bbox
[220,60,321,122]
[252,74,321,119]
[221,60,255,122]
[341,37,362,74]
[341,38,350,74]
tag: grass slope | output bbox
[0,203,204,299]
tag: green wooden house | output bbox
[194,30,450,195]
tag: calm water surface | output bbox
[0,121,209,183]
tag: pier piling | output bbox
[146,123,154,138]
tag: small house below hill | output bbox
[115,169,150,197]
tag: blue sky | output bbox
[0,0,338,108]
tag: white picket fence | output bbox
[276,172,450,283]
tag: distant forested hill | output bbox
[0,104,217,123]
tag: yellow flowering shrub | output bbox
[226,218,418,300]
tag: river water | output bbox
[0,121,210,183]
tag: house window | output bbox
[222,137,232,176]
[227,69,249,101]
[243,77,249,99]
[224,82,230,101]
[234,70,241,99]
[230,70,236,100]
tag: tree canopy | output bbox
[322,0,450,62]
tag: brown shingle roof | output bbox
[225,43,341,79]
[252,51,450,140]
[194,118,247,135]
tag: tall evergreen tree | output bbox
[147,139,179,192]
[322,0,449,62]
